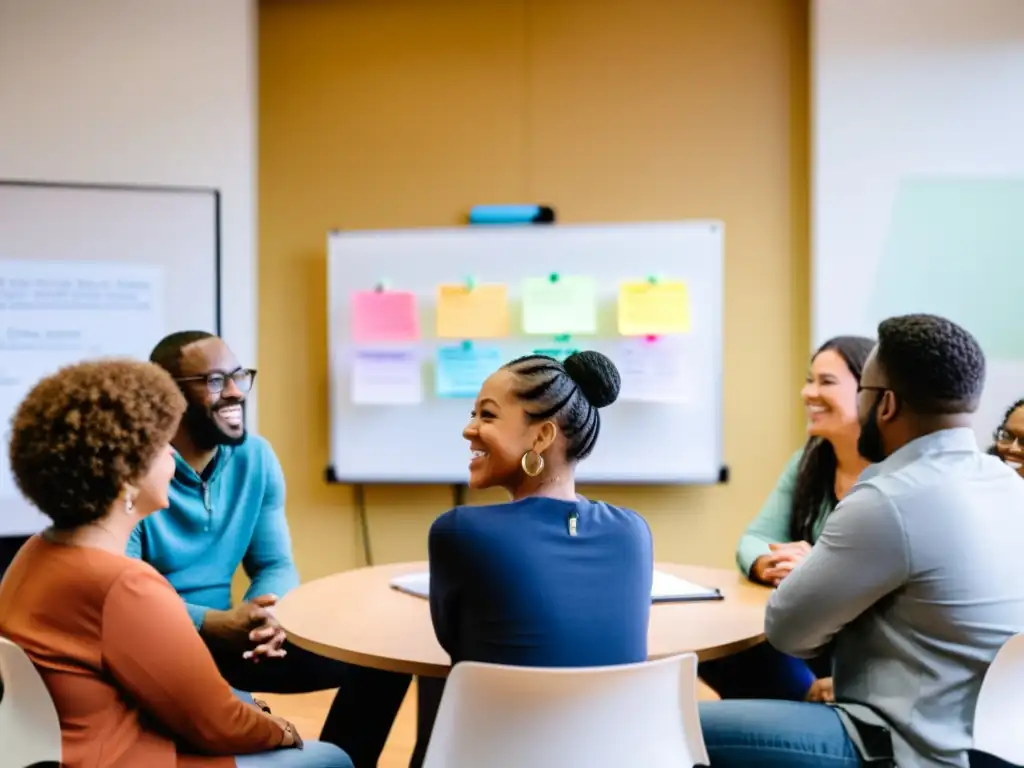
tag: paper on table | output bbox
[617,280,690,335]
[351,347,422,404]
[617,336,690,403]
[650,571,721,602]
[521,276,597,335]
[436,284,509,338]
[351,290,419,342]
[390,570,721,603]
[435,344,502,398]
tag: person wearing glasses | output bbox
[131,331,412,768]
[989,398,1024,477]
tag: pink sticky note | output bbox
[351,290,419,342]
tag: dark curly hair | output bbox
[504,350,621,461]
[988,398,1024,455]
[790,335,875,542]
[8,359,186,529]
[876,314,985,414]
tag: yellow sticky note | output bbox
[436,283,509,338]
[617,280,690,335]
[521,275,597,335]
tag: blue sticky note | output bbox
[436,344,502,398]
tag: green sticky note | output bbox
[521,275,597,335]
[532,347,579,363]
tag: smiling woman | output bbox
[991,398,1024,477]
[411,350,653,767]
[698,335,876,704]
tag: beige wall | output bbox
[257,0,810,579]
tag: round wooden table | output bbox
[276,561,771,677]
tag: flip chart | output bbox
[351,290,419,342]
[521,275,597,334]
[617,279,691,335]
[435,283,509,338]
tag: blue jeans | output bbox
[213,641,412,767]
[699,700,862,767]
[698,642,824,700]
[235,741,354,768]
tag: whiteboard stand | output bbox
[327,465,472,566]
[352,483,373,566]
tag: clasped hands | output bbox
[756,540,811,586]
[204,593,288,663]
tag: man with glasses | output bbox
[131,330,411,767]
[699,314,1024,768]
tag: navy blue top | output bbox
[427,496,654,668]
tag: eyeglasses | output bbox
[995,428,1023,449]
[176,367,257,395]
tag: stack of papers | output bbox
[389,570,722,604]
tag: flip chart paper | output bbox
[521,276,597,334]
[435,284,509,338]
[351,347,422,405]
[617,280,690,335]
[0,259,165,508]
[436,344,502,398]
[617,337,689,403]
[351,290,419,342]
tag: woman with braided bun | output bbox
[408,351,654,766]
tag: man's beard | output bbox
[857,395,887,464]
[183,400,247,451]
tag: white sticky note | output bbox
[617,337,689,403]
[351,347,422,405]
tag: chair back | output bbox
[422,653,709,768]
[0,637,62,767]
[973,633,1024,765]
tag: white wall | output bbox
[812,0,1024,442]
[0,0,258,423]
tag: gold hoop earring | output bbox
[521,450,544,477]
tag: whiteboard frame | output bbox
[0,179,222,540]
[326,221,727,487]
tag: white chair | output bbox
[422,653,709,768]
[973,633,1024,765]
[0,636,62,767]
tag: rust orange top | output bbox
[0,536,285,767]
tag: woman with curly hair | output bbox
[0,359,351,768]
[989,398,1024,477]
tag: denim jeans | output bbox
[213,640,412,768]
[235,741,354,768]
[699,700,862,767]
[698,641,825,700]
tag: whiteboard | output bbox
[327,222,725,485]
[0,181,220,535]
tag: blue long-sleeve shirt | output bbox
[127,435,299,630]
[428,496,653,668]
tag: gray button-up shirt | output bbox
[766,428,1024,767]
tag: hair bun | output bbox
[563,351,621,409]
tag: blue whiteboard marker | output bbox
[468,204,556,225]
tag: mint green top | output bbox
[735,449,836,576]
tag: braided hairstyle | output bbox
[504,351,621,461]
